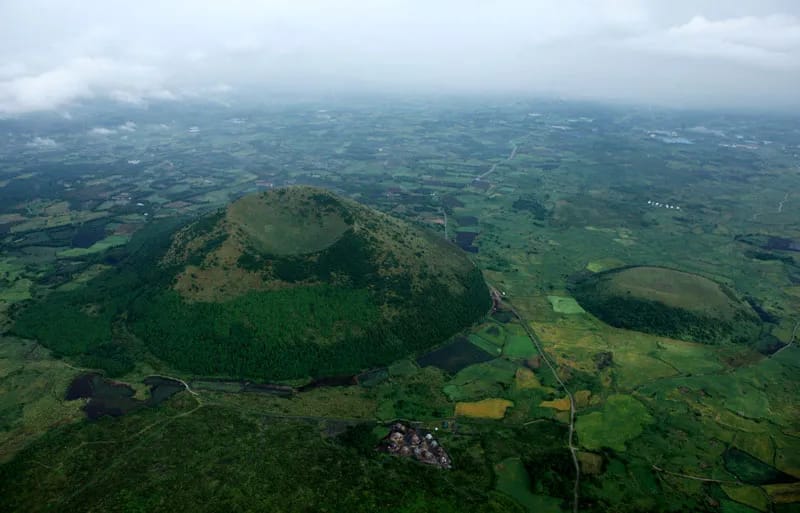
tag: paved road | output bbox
[495,288,581,513]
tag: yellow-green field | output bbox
[455,398,514,419]
[0,337,83,463]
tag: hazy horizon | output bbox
[1,0,799,116]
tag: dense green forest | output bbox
[0,403,527,513]
[132,267,489,379]
[131,286,382,378]
[12,215,491,380]
[12,218,185,376]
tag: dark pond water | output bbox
[190,378,294,396]
[456,232,479,253]
[298,375,357,392]
[65,373,98,400]
[66,373,139,420]
[143,376,185,405]
[764,237,800,252]
[416,336,493,374]
[71,223,107,248]
[723,447,796,485]
[42,227,75,246]
[243,382,294,396]
[66,374,185,420]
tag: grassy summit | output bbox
[164,187,480,302]
[571,266,762,345]
[14,187,490,380]
[227,188,350,256]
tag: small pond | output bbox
[416,336,493,374]
[66,373,185,420]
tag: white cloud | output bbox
[0,57,175,114]
[223,34,264,55]
[186,50,207,63]
[88,127,116,136]
[627,14,800,68]
[0,62,27,79]
[118,121,137,132]
[0,1,798,112]
[26,136,58,148]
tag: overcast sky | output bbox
[1,0,799,115]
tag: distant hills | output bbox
[571,266,762,346]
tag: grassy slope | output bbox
[169,186,480,302]
[571,266,761,345]
[604,266,741,318]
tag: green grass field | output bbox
[495,457,564,512]
[547,296,586,314]
[227,188,350,255]
[576,395,653,452]
[56,234,130,258]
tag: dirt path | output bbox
[752,191,791,221]
[148,373,199,396]
[778,192,790,213]
[508,144,518,161]
[771,320,800,358]
[477,163,498,181]
[52,389,204,508]
[652,464,742,485]
[475,144,517,181]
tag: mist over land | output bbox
[1,0,799,115]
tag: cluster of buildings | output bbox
[647,200,680,210]
[378,422,452,469]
